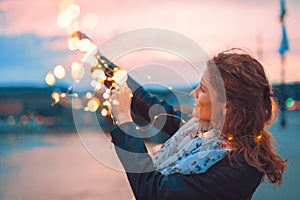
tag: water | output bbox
[0,132,57,199]
[0,132,55,178]
[0,130,133,200]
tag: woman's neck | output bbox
[198,119,211,132]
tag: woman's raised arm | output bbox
[127,75,187,137]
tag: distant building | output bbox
[0,81,299,132]
[0,82,75,132]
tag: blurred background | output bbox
[0,0,300,199]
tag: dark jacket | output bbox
[110,81,263,200]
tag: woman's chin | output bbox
[192,114,200,119]
[192,107,200,118]
[192,107,211,121]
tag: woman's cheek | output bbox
[197,93,211,104]
[192,105,200,118]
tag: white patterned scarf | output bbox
[153,118,231,175]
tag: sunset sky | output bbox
[0,0,300,86]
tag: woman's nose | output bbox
[190,85,201,98]
[190,88,197,97]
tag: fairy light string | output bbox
[45,1,262,142]
[227,134,262,142]
[112,113,187,130]
[45,1,192,124]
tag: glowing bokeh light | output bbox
[64,4,80,20]
[286,98,295,108]
[87,98,100,112]
[85,91,93,99]
[92,69,106,79]
[71,61,85,81]
[101,108,108,116]
[228,135,233,141]
[77,38,93,52]
[103,92,110,99]
[8,116,16,125]
[20,115,29,125]
[51,92,60,103]
[57,4,80,29]
[95,82,102,90]
[36,115,45,124]
[257,135,262,140]
[53,65,66,79]
[82,13,99,29]
[71,61,80,70]
[45,72,56,86]
[90,80,98,87]
[113,70,128,85]
[103,100,111,107]
[90,57,99,66]
[68,37,80,50]
[57,11,72,28]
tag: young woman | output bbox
[109,49,287,200]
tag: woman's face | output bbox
[190,80,212,120]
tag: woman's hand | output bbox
[110,86,133,124]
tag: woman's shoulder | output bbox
[212,153,262,178]
[187,153,262,199]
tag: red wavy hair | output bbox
[207,49,287,185]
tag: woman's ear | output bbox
[223,101,229,116]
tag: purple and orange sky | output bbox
[0,0,300,85]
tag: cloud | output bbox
[0,0,62,37]
[0,0,300,82]
[0,34,68,82]
[0,0,279,40]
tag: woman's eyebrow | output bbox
[200,82,207,89]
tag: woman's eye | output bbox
[199,85,205,92]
